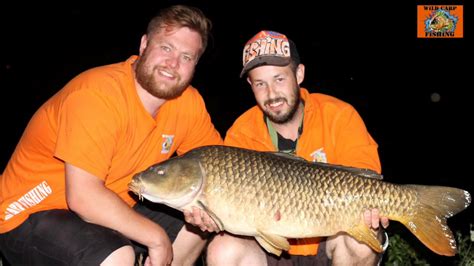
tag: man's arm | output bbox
[65,163,173,265]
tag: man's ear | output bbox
[246,76,252,85]
[296,64,305,85]
[139,34,148,55]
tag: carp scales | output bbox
[128,145,471,256]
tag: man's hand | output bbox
[183,207,220,232]
[363,208,389,237]
[145,239,173,266]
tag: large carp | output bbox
[128,145,471,256]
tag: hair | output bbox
[289,60,300,74]
[146,5,212,56]
[287,39,301,74]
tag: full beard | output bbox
[135,54,191,100]
[263,86,301,124]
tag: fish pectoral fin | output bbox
[196,200,224,231]
[347,222,383,253]
[255,236,281,256]
[255,230,290,256]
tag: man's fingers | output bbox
[203,214,219,231]
[363,209,371,226]
[183,210,193,223]
[381,216,389,229]
[183,207,204,227]
[184,207,220,232]
[192,207,204,223]
[371,208,380,229]
[363,208,390,230]
[190,207,207,230]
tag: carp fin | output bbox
[347,222,383,253]
[255,230,290,256]
[396,185,471,256]
[271,152,306,162]
[270,151,383,180]
[311,161,383,180]
[197,200,224,232]
[354,168,383,180]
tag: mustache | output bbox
[264,97,287,106]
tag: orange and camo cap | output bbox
[240,30,300,77]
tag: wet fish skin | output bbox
[128,145,471,256]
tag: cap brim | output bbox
[240,56,292,78]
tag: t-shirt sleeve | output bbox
[224,126,247,148]
[331,105,381,173]
[176,91,223,154]
[54,90,118,179]
[224,111,273,152]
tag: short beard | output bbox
[135,52,190,100]
[263,86,301,124]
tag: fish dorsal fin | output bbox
[312,161,383,180]
[255,230,290,256]
[270,151,383,180]
[197,200,224,232]
[270,151,307,162]
[350,167,383,180]
[346,222,383,253]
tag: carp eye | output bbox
[153,167,165,175]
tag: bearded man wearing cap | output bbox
[206,30,390,265]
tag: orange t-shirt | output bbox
[0,56,223,233]
[224,88,381,256]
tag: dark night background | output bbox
[0,0,471,263]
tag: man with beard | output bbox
[206,30,389,265]
[0,5,222,266]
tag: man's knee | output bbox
[326,234,379,265]
[101,245,135,266]
[207,234,242,263]
[207,234,265,265]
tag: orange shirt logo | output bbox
[161,134,174,154]
[3,181,52,221]
[310,148,327,163]
[417,5,463,38]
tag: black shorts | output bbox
[0,202,185,265]
[266,239,331,266]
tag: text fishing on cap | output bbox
[240,30,299,77]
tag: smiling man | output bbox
[207,30,389,266]
[0,5,222,266]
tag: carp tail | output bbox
[398,185,471,256]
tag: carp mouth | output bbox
[127,160,205,209]
[128,179,145,201]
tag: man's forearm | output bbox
[65,163,168,248]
